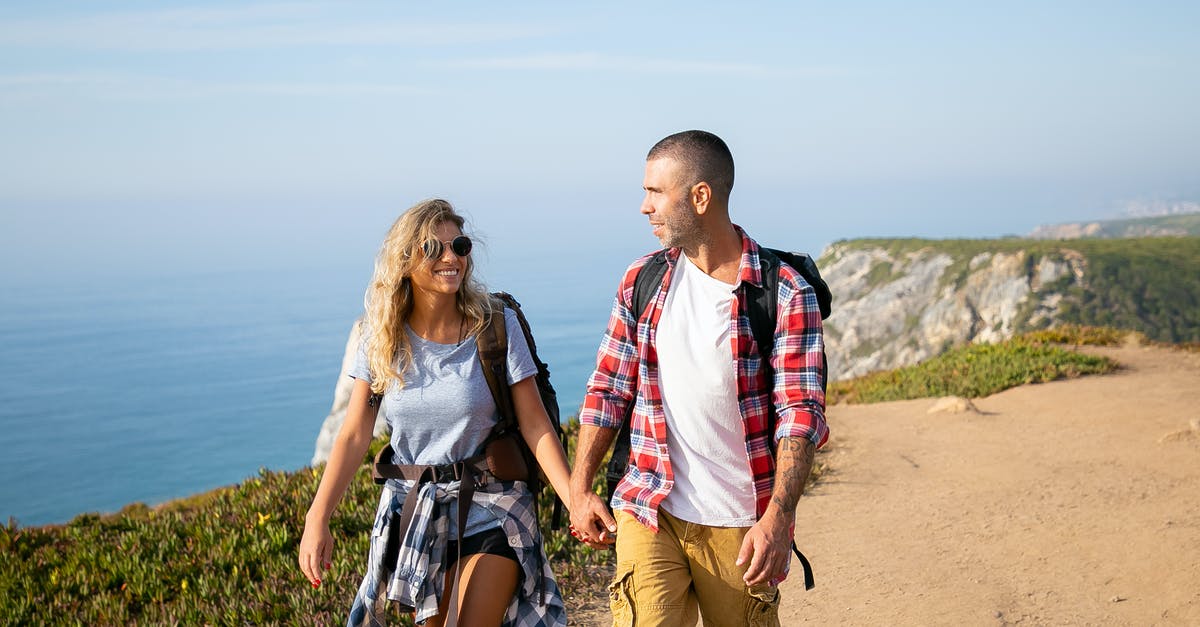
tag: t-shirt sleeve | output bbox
[349,329,373,383]
[504,308,538,385]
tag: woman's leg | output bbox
[440,553,520,626]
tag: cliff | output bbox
[311,320,388,466]
[821,236,1200,379]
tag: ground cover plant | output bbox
[0,325,1135,625]
[828,325,1119,405]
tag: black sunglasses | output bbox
[422,235,472,259]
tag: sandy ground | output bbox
[571,344,1200,626]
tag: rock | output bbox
[927,396,979,415]
[819,242,1088,381]
[311,319,389,466]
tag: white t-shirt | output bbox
[657,254,757,526]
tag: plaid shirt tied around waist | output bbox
[347,478,565,627]
[581,227,829,531]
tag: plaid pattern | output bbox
[581,227,828,531]
[347,478,565,627]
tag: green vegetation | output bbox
[1057,238,1200,343]
[1021,324,1132,346]
[0,421,610,626]
[828,325,1119,405]
[825,236,1200,343]
[864,259,901,288]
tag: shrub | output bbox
[828,327,1118,405]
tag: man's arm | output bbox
[570,259,650,547]
[738,268,828,585]
[738,437,815,585]
[771,437,816,513]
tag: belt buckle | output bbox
[433,465,456,483]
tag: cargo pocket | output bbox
[745,583,780,627]
[608,564,636,627]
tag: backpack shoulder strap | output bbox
[746,247,781,370]
[477,296,516,431]
[631,250,670,322]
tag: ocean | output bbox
[0,259,620,527]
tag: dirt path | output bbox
[570,344,1200,625]
[779,344,1200,625]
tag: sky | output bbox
[1,1,1198,285]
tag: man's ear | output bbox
[691,181,712,215]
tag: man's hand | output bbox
[736,510,794,586]
[569,490,618,549]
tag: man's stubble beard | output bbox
[661,196,709,251]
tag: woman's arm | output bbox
[298,378,379,587]
[511,377,572,511]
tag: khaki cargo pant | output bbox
[609,509,781,627]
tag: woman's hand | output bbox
[298,515,334,587]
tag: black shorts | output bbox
[446,526,517,564]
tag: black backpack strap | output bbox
[746,247,781,378]
[793,542,815,590]
[631,251,670,322]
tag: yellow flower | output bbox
[311,467,320,479]
[256,512,271,526]
[181,578,188,592]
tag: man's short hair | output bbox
[647,130,735,200]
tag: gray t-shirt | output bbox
[350,308,537,536]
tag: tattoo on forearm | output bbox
[771,438,816,512]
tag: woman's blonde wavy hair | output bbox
[362,198,491,394]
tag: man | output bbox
[569,130,829,626]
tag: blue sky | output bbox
[1,1,1198,284]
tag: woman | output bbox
[299,199,571,626]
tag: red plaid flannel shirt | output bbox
[581,227,829,531]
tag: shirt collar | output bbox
[733,224,766,288]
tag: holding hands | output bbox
[568,490,617,549]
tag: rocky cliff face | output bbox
[311,320,388,466]
[820,241,1086,380]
